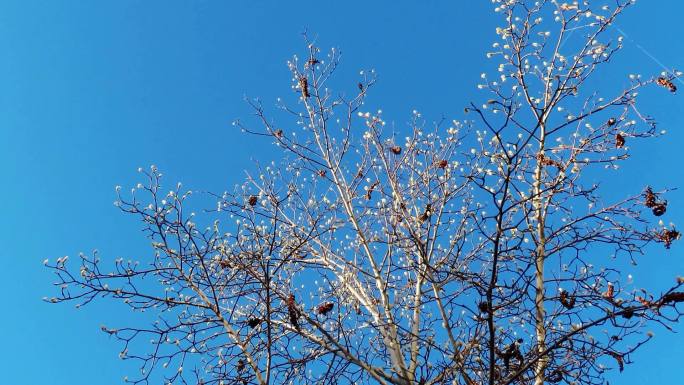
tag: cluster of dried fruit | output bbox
[559,290,576,309]
[603,282,614,299]
[497,339,524,371]
[248,195,258,206]
[608,351,625,372]
[644,187,667,216]
[418,204,432,222]
[288,294,300,330]
[247,317,261,328]
[365,181,380,200]
[537,152,561,168]
[656,228,680,249]
[316,302,334,315]
[657,76,677,93]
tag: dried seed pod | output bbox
[274,129,284,138]
[537,152,559,167]
[615,133,625,148]
[661,292,684,304]
[652,202,667,216]
[644,187,657,208]
[621,307,634,319]
[656,228,680,249]
[390,146,402,155]
[236,359,245,372]
[317,170,327,178]
[316,302,334,315]
[248,195,258,206]
[287,294,300,330]
[299,76,310,98]
[418,204,432,222]
[603,283,614,299]
[219,259,231,268]
[478,301,490,313]
[366,181,380,200]
[608,352,624,372]
[306,58,320,67]
[247,317,261,328]
[607,117,617,126]
[559,290,576,309]
[358,82,364,91]
[437,159,448,169]
[657,76,677,93]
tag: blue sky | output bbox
[1,1,682,384]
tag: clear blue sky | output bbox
[1,1,682,384]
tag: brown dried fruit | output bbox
[657,76,677,93]
[316,302,334,315]
[652,202,667,216]
[616,133,625,148]
[656,228,680,249]
[644,187,657,208]
[247,317,261,328]
[661,292,684,304]
[559,290,576,309]
[437,159,449,169]
[366,181,380,200]
[607,117,617,126]
[288,294,300,330]
[608,351,624,372]
[603,283,614,299]
[390,146,402,155]
[248,195,258,206]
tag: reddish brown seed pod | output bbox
[615,133,625,148]
[247,317,261,328]
[316,302,334,315]
[608,352,624,372]
[652,202,667,216]
[317,170,327,178]
[248,195,258,206]
[288,294,300,330]
[390,146,402,155]
[607,117,617,126]
[603,283,614,299]
[657,228,680,249]
[559,290,575,309]
[366,181,380,200]
[274,129,284,138]
[657,76,677,93]
[437,159,448,169]
[644,187,657,208]
[236,359,245,372]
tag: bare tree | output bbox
[46,1,684,385]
